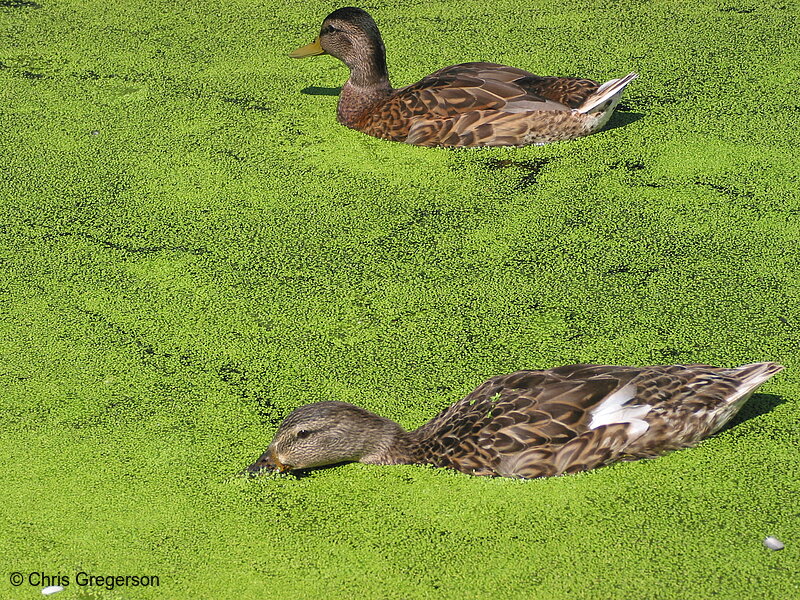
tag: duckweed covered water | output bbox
[1,0,798,598]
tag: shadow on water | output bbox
[604,109,645,132]
[301,86,341,96]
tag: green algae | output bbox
[1,0,799,598]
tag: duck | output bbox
[289,7,638,147]
[245,362,783,479]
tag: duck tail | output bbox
[719,361,784,410]
[705,362,783,435]
[728,362,784,395]
[576,72,638,115]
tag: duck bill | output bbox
[272,453,290,473]
[244,449,291,475]
[290,37,326,58]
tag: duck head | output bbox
[246,401,405,474]
[290,7,389,85]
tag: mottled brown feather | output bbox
[403,363,782,477]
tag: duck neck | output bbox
[360,428,424,466]
[337,45,392,128]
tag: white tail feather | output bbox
[726,362,784,404]
[577,72,638,115]
[708,362,784,433]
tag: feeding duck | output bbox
[246,362,783,479]
[289,7,638,147]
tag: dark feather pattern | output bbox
[246,362,783,479]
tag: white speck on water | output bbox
[42,586,64,596]
[90,130,100,135]
[763,536,784,551]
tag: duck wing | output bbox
[411,366,642,477]
[359,63,605,146]
[386,62,598,124]
[376,63,603,146]
[397,63,571,116]
[411,363,783,478]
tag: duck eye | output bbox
[322,25,338,35]
[296,429,313,439]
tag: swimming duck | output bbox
[289,7,638,147]
[246,362,783,479]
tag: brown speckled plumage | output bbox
[246,362,783,479]
[289,7,637,147]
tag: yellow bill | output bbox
[290,36,327,58]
